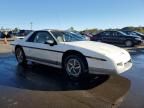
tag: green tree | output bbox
[13,28,19,33]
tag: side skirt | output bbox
[26,56,62,69]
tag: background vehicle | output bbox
[122,30,144,40]
[15,30,33,39]
[11,30,132,80]
[71,32,90,40]
[91,30,142,47]
[0,32,5,38]
[80,32,93,40]
[7,31,14,38]
[0,31,12,38]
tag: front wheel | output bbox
[15,47,27,65]
[63,55,88,80]
[125,40,133,47]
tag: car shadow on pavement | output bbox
[128,48,144,55]
[11,64,109,91]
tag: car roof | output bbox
[121,30,134,32]
[103,30,121,32]
[97,30,121,34]
[35,29,65,32]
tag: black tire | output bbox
[15,47,27,65]
[125,40,134,47]
[63,55,88,80]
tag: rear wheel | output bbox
[63,55,88,80]
[15,47,27,65]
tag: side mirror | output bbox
[45,40,55,46]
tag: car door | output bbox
[114,31,125,44]
[102,31,112,43]
[24,31,63,67]
[110,31,118,43]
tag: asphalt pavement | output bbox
[120,49,144,108]
[0,54,131,107]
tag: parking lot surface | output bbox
[120,49,144,108]
[0,54,131,107]
[0,44,144,108]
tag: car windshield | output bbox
[122,31,144,36]
[51,31,86,42]
[118,31,127,35]
[123,31,135,35]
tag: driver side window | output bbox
[33,32,54,43]
[102,32,110,36]
[112,31,121,36]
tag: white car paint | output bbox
[11,30,132,75]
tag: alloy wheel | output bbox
[66,58,81,77]
[16,48,24,63]
[125,40,132,47]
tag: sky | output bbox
[0,0,144,30]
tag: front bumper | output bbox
[134,40,143,45]
[89,67,117,75]
[88,59,132,75]
[116,59,132,74]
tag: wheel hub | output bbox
[66,59,81,77]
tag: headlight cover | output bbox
[117,62,123,66]
[135,37,142,41]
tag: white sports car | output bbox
[11,30,132,79]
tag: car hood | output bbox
[127,35,141,38]
[64,41,130,63]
